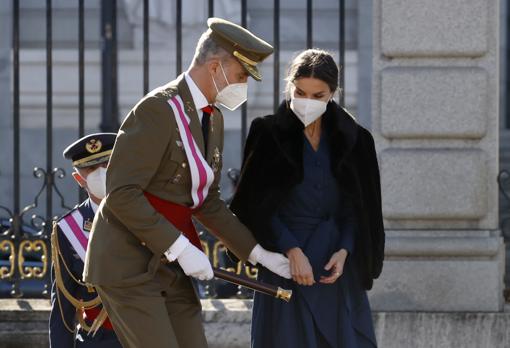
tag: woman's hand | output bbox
[286,247,315,286]
[320,249,348,284]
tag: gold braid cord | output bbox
[51,222,106,333]
[76,307,108,336]
[88,308,108,337]
[77,308,93,332]
[56,287,76,334]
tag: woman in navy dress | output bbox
[230,49,385,348]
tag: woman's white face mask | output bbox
[211,62,248,111]
[290,97,329,127]
[84,167,107,199]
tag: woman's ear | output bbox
[72,171,87,189]
[287,85,295,100]
[327,89,336,102]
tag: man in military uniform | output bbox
[49,133,122,347]
[83,18,291,347]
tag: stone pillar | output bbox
[357,0,373,129]
[369,0,504,311]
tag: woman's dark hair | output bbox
[284,49,340,98]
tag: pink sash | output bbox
[167,96,215,208]
[57,210,89,262]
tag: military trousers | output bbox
[95,263,208,348]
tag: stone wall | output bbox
[369,0,505,311]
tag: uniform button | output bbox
[141,241,146,246]
[181,162,187,168]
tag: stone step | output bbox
[2,299,510,348]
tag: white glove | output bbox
[248,244,291,279]
[164,235,213,281]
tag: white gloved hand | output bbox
[248,244,291,279]
[165,235,213,281]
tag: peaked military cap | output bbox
[63,133,116,169]
[208,17,273,81]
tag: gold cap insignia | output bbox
[85,139,102,154]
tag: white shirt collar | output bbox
[184,72,210,122]
[90,199,99,214]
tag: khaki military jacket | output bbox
[83,74,257,286]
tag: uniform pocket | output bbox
[164,148,191,188]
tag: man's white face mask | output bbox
[211,62,248,111]
[290,97,329,127]
[84,167,107,199]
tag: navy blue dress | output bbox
[251,135,377,348]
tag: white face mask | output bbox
[211,62,248,111]
[290,97,329,127]
[85,167,107,200]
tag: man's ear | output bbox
[207,59,220,75]
[72,171,86,189]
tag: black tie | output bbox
[201,105,213,153]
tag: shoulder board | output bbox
[150,84,178,100]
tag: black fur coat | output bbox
[230,101,385,290]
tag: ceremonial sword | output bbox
[213,268,292,302]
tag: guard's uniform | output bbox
[49,200,121,347]
[49,133,121,348]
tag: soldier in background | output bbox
[49,133,121,348]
